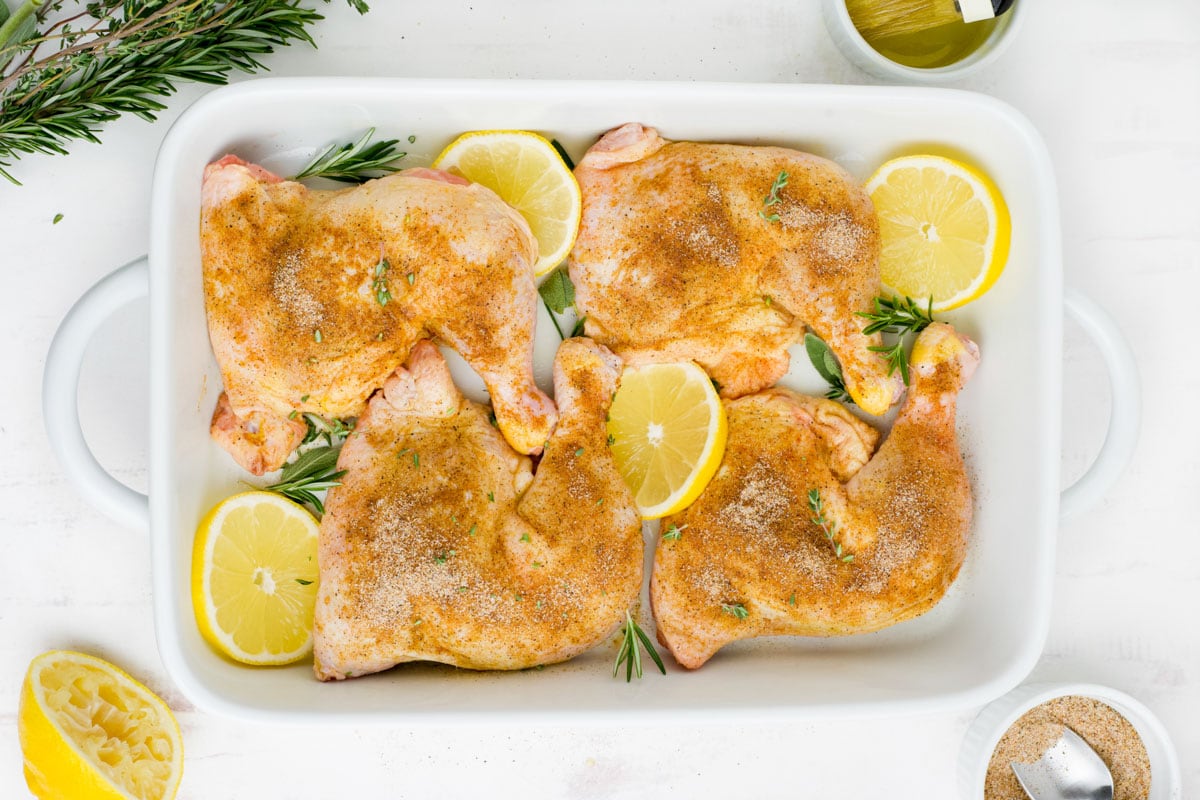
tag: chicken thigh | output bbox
[570,123,902,414]
[201,156,556,474]
[313,338,642,679]
[651,323,978,669]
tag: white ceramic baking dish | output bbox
[44,79,1140,722]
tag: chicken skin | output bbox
[313,338,642,679]
[201,156,556,474]
[570,123,902,414]
[651,323,978,669]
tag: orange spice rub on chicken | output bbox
[651,323,978,669]
[201,156,556,475]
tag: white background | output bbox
[1,1,1197,797]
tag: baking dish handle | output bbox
[43,256,150,530]
[1059,288,1141,519]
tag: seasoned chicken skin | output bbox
[201,156,556,474]
[313,338,642,679]
[570,123,902,414]
[651,323,978,669]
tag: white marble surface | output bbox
[1,1,1197,797]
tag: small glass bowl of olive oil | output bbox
[821,0,1023,82]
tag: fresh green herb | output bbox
[538,268,575,339]
[468,525,477,537]
[457,586,468,593]
[293,127,405,183]
[0,1,367,185]
[314,329,323,343]
[434,551,454,565]
[514,593,524,602]
[613,611,667,682]
[295,578,313,586]
[301,414,354,447]
[711,378,722,394]
[520,533,530,543]
[407,134,416,144]
[487,491,495,502]
[532,561,542,569]
[412,452,419,468]
[606,433,616,446]
[406,271,415,286]
[300,394,310,403]
[758,170,789,223]
[662,523,686,542]
[721,603,750,620]
[807,488,853,563]
[595,498,604,506]
[550,138,575,170]
[412,618,422,627]
[51,212,62,224]
[570,315,587,338]
[487,412,499,429]
[535,599,544,609]
[788,593,797,606]
[857,295,935,385]
[763,295,772,306]
[265,446,346,517]
[574,447,584,457]
[371,256,392,306]
[804,333,853,404]
[288,410,298,420]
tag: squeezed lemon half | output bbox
[19,650,183,800]
[606,362,727,519]
[192,491,320,666]
[433,130,582,276]
[866,154,1011,312]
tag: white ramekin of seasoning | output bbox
[958,681,1182,799]
[820,0,1026,83]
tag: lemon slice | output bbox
[192,491,320,665]
[433,130,582,276]
[866,154,1011,312]
[19,650,183,800]
[606,362,727,519]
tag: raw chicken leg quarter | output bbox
[200,156,556,474]
[570,123,903,413]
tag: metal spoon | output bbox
[1011,728,1114,800]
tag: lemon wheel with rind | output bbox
[433,130,582,276]
[191,491,320,666]
[866,154,1011,312]
[19,650,183,800]
[606,361,728,520]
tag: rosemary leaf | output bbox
[0,1,368,185]
[293,127,406,183]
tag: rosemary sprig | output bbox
[0,1,368,185]
[265,446,346,517]
[613,611,666,682]
[300,413,355,447]
[758,169,789,223]
[807,488,853,563]
[803,333,853,404]
[293,127,406,183]
[856,295,935,385]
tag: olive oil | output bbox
[860,17,998,69]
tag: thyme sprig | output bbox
[300,413,354,447]
[0,1,368,185]
[758,169,789,223]
[265,446,346,517]
[293,127,406,183]
[371,256,392,306]
[613,611,666,682]
[807,488,853,563]
[721,603,749,620]
[856,295,935,385]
